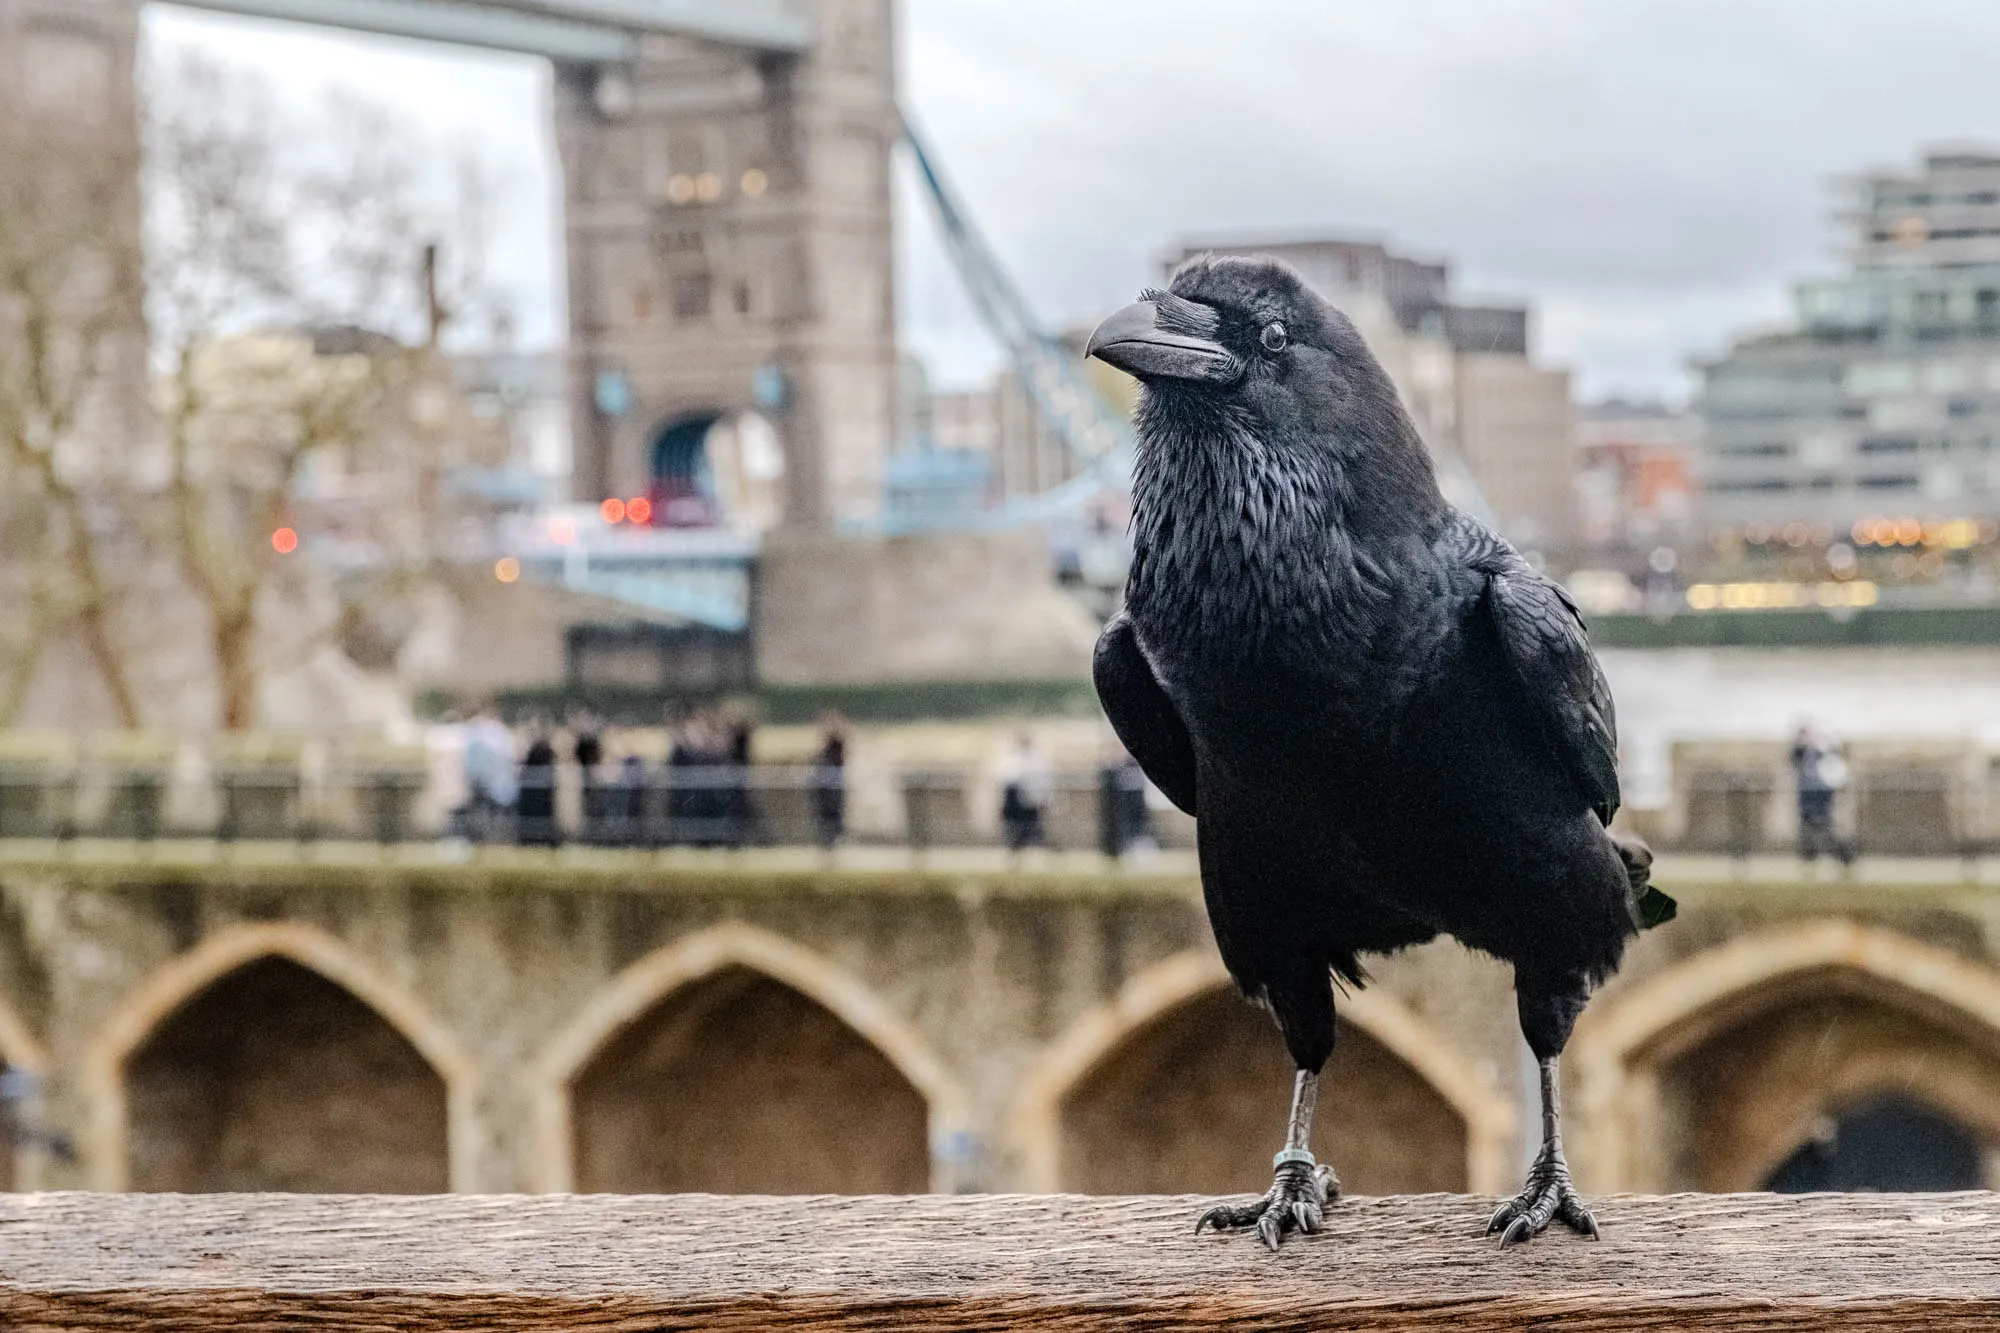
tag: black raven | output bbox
[1085,255,1673,1251]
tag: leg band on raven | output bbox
[1195,1068,1341,1250]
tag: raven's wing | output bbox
[1460,524,1621,825]
[1094,612,1198,816]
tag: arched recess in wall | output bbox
[528,921,969,1193]
[1569,920,2000,1192]
[79,922,480,1192]
[1004,951,1516,1195]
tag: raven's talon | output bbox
[1193,1161,1337,1250]
[1489,1160,1596,1246]
[1556,1193,1600,1240]
[1194,1200,1264,1234]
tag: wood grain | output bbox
[0,1190,1995,1330]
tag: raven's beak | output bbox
[1086,300,1239,384]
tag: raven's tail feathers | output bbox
[1615,834,1677,930]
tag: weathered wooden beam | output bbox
[0,1191,1994,1330]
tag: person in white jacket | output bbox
[998,731,1053,852]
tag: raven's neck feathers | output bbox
[1126,380,1446,659]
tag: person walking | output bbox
[460,704,516,843]
[516,724,560,848]
[613,751,647,846]
[721,712,755,848]
[667,714,730,846]
[572,711,606,844]
[1790,722,1854,866]
[999,731,1053,853]
[1099,738,1153,859]
[812,713,848,849]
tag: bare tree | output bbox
[0,95,148,726]
[0,51,506,731]
[141,55,505,729]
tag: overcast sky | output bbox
[147,1,2000,402]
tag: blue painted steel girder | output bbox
[515,552,752,631]
[161,0,815,59]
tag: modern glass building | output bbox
[1699,149,2000,536]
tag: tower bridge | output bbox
[148,0,901,535]
[3,0,1127,535]
[3,0,1135,637]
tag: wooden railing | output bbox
[0,1191,1994,1329]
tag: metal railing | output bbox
[10,751,1998,860]
[0,760,1176,857]
[1673,766,1976,859]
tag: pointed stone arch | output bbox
[1569,920,2000,1191]
[528,921,970,1192]
[79,921,479,1191]
[1004,950,1516,1194]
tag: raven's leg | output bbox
[1195,971,1340,1250]
[1195,1069,1340,1249]
[1489,976,1598,1246]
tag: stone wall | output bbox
[0,853,1998,1202]
[754,530,1100,686]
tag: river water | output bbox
[1602,647,2000,807]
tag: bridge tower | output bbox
[0,0,151,467]
[554,0,900,534]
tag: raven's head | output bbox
[1086,254,1427,473]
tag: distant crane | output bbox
[896,116,1492,531]
[515,117,1511,621]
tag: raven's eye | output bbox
[1260,322,1288,353]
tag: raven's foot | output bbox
[1195,1155,1339,1251]
[1486,1147,1597,1247]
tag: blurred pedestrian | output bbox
[459,703,516,843]
[721,710,755,848]
[614,750,647,846]
[517,723,560,847]
[572,710,606,844]
[999,731,1052,852]
[664,715,699,845]
[813,712,848,848]
[1790,722,1853,866]
[667,713,729,845]
[1099,739,1153,858]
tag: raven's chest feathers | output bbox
[1124,406,1450,715]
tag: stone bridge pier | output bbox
[1,853,1999,1200]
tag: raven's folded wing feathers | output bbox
[1094,613,1198,816]
[1472,541,1622,825]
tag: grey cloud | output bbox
[905,0,2000,399]
[153,1,2000,402]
